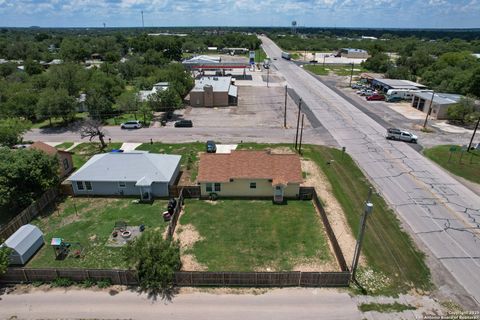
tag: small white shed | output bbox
[3,224,44,265]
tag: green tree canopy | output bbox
[0,118,31,147]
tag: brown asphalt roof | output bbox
[30,141,69,155]
[197,150,303,186]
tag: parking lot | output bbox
[174,78,311,129]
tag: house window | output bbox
[118,181,126,188]
[250,182,256,189]
[63,159,69,170]
[85,181,92,191]
[206,183,213,192]
[76,181,84,190]
[214,183,221,192]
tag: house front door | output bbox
[140,187,151,201]
[274,185,284,203]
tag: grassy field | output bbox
[238,143,431,295]
[137,142,204,182]
[181,199,332,271]
[304,64,366,77]
[31,113,88,129]
[55,142,74,150]
[29,197,169,269]
[358,302,416,313]
[70,142,123,168]
[255,48,268,62]
[424,145,480,184]
[104,113,153,127]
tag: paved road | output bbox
[24,126,338,146]
[0,288,361,320]
[261,36,480,306]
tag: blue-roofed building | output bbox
[67,151,181,200]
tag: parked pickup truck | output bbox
[386,128,418,143]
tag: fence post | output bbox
[22,269,28,282]
[117,270,121,285]
[298,272,301,287]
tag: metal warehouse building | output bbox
[411,92,462,120]
[372,79,427,93]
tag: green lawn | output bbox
[424,145,480,184]
[104,112,153,127]
[29,197,169,269]
[137,142,204,182]
[31,113,88,129]
[70,142,123,168]
[181,199,332,271]
[304,64,366,77]
[238,143,431,295]
[358,302,416,313]
[55,142,74,150]
[255,48,268,63]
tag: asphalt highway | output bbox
[260,36,480,306]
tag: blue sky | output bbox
[0,0,479,28]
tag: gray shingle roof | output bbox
[67,152,181,184]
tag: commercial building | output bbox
[189,76,238,107]
[197,151,303,203]
[411,92,462,120]
[337,48,369,59]
[372,78,427,93]
[182,55,249,74]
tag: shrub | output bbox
[80,278,96,288]
[51,277,74,287]
[97,278,112,288]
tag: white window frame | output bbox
[76,181,84,191]
[206,183,213,192]
[214,183,221,192]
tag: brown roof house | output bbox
[30,142,74,178]
[197,150,303,203]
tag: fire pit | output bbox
[121,230,132,239]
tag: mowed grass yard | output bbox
[424,145,480,184]
[180,199,332,271]
[238,143,431,295]
[28,197,169,269]
[69,142,123,168]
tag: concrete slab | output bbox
[44,142,62,147]
[216,144,237,154]
[431,121,474,134]
[65,142,80,151]
[121,142,142,152]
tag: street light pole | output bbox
[423,90,435,129]
[284,85,288,128]
[467,116,480,151]
[294,98,302,150]
[299,114,305,155]
[351,188,374,281]
[349,63,354,87]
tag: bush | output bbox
[0,245,11,277]
[96,278,112,288]
[80,278,96,288]
[124,230,181,297]
[51,277,74,287]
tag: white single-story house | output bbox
[197,150,303,203]
[68,152,181,200]
[2,224,44,265]
[138,82,170,102]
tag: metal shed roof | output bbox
[4,224,43,256]
[414,92,463,105]
[373,78,427,89]
[67,152,181,184]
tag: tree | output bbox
[36,88,76,124]
[361,52,392,73]
[447,96,476,125]
[138,102,153,125]
[124,230,181,298]
[85,90,114,121]
[79,118,107,149]
[0,118,31,147]
[24,59,43,75]
[0,148,59,216]
[0,246,10,277]
[116,91,139,119]
[148,88,182,113]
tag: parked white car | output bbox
[357,89,375,96]
[386,128,418,143]
[120,120,142,129]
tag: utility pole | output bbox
[323,54,326,67]
[294,98,302,150]
[141,11,144,29]
[467,116,480,151]
[284,85,288,128]
[349,62,354,87]
[351,188,374,281]
[299,114,305,154]
[423,90,435,129]
[267,67,270,88]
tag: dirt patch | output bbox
[266,146,296,154]
[292,258,339,272]
[174,220,208,271]
[301,159,365,266]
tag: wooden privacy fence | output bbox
[169,185,200,198]
[0,268,351,287]
[166,188,185,239]
[0,188,59,240]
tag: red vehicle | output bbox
[366,94,385,101]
